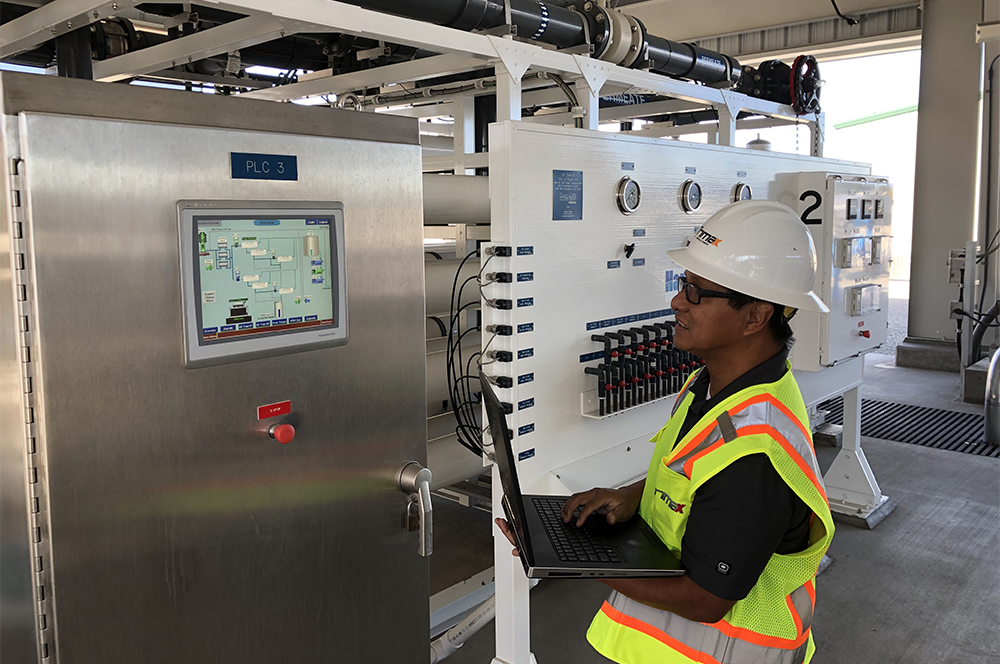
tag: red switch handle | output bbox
[859,330,871,338]
[269,423,296,444]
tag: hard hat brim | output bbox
[667,246,831,314]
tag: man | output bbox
[497,200,836,664]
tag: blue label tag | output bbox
[518,373,534,385]
[518,398,535,411]
[254,219,280,226]
[273,319,287,326]
[608,260,621,269]
[586,308,675,331]
[231,152,298,181]
[517,323,534,333]
[517,272,534,282]
[518,298,534,307]
[305,315,318,322]
[517,246,534,256]
[221,325,236,332]
[256,321,270,328]
[238,322,254,330]
[633,258,646,267]
[518,348,534,359]
[552,170,584,220]
[288,317,303,323]
[580,350,604,363]
[633,228,646,237]
[518,448,536,461]
[518,423,535,436]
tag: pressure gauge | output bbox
[680,180,702,213]
[615,176,642,215]
[733,182,753,202]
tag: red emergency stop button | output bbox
[269,423,295,444]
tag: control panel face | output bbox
[779,174,893,371]
[482,123,871,494]
[178,201,348,367]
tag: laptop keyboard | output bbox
[532,497,623,565]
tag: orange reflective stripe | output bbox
[786,595,803,636]
[600,601,723,664]
[683,438,725,478]
[805,579,816,609]
[735,424,829,503]
[713,617,810,650]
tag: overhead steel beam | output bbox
[631,115,800,138]
[210,0,804,126]
[243,53,487,101]
[92,15,299,82]
[0,0,141,59]
[521,98,707,126]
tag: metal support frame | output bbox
[92,15,302,82]
[822,383,896,528]
[453,93,477,174]
[0,0,141,59]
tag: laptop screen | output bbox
[479,371,534,564]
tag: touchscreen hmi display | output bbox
[194,216,336,344]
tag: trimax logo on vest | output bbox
[653,488,686,514]
[695,228,722,247]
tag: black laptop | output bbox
[480,372,685,579]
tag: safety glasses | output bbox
[677,275,742,305]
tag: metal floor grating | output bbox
[818,397,1000,458]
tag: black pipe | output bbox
[55,27,93,79]
[337,0,738,86]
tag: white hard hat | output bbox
[666,200,830,313]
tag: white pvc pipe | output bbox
[423,174,490,225]
[429,580,540,663]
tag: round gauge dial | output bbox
[681,180,702,213]
[733,182,753,202]
[615,176,642,215]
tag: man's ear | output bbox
[743,302,774,337]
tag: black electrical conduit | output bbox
[970,301,999,367]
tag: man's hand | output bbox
[494,518,520,556]
[561,480,644,527]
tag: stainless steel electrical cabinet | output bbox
[1,72,430,663]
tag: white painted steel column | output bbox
[454,93,476,174]
[908,0,983,340]
[822,381,888,519]
[574,81,600,131]
[492,463,534,664]
[491,40,532,664]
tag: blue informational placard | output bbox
[231,152,298,181]
[552,170,583,220]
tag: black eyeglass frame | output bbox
[676,274,743,305]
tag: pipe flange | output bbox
[575,2,612,60]
[619,14,645,68]
[600,7,633,66]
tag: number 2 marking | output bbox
[799,190,823,225]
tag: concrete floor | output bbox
[433,353,1000,664]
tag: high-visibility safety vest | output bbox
[587,364,835,664]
